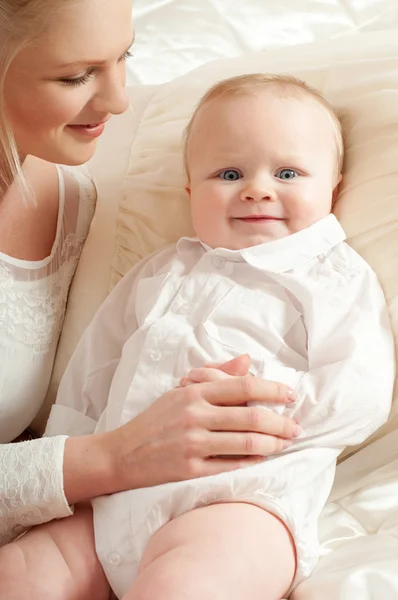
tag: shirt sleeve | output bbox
[260,261,395,450]
[0,436,72,547]
[44,248,171,438]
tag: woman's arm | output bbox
[1,364,298,546]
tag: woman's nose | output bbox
[92,67,129,116]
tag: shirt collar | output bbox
[177,214,346,273]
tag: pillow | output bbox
[111,29,398,459]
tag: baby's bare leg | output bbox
[123,502,296,600]
[0,504,110,600]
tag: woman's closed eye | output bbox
[59,50,133,88]
[275,168,299,180]
[59,69,96,88]
[219,169,242,181]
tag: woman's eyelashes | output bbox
[60,70,95,87]
[59,50,133,88]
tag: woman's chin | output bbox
[40,142,98,167]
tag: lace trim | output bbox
[0,168,96,355]
[0,436,73,547]
[0,256,77,354]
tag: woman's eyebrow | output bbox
[55,35,135,69]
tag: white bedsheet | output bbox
[293,429,398,598]
[128,0,398,84]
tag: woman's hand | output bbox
[63,354,301,504]
[100,355,301,493]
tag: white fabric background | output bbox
[127,0,398,84]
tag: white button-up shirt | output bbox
[46,214,395,594]
[47,214,394,443]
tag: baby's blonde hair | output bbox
[183,73,344,179]
[0,0,80,199]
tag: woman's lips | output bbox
[66,121,107,139]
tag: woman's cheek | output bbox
[38,85,92,129]
[44,91,82,126]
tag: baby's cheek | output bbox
[191,201,214,238]
[297,190,327,215]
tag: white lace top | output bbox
[0,165,96,546]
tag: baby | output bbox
[46,74,395,600]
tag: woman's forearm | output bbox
[63,433,122,505]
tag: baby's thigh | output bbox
[125,502,296,600]
[0,504,110,600]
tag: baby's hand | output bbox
[179,354,251,387]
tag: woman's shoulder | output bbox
[19,156,97,226]
[0,157,59,262]
[0,157,96,267]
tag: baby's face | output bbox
[186,91,341,250]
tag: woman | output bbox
[0,0,300,597]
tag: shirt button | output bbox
[212,257,226,269]
[149,350,162,362]
[108,551,122,566]
[178,301,190,314]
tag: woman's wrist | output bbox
[62,432,122,504]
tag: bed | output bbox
[33,1,398,597]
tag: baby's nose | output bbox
[240,180,275,202]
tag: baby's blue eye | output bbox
[276,169,298,180]
[220,169,241,181]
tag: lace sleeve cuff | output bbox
[0,436,73,547]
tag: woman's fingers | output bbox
[200,431,293,458]
[200,375,297,407]
[206,405,301,439]
[216,354,251,376]
[180,354,252,387]
[180,367,230,387]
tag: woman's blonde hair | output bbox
[183,73,344,179]
[0,0,78,199]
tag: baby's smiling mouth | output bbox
[234,215,285,222]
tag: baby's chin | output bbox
[233,233,288,249]
[231,227,291,249]
[197,220,294,250]
[205,233,289,251]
